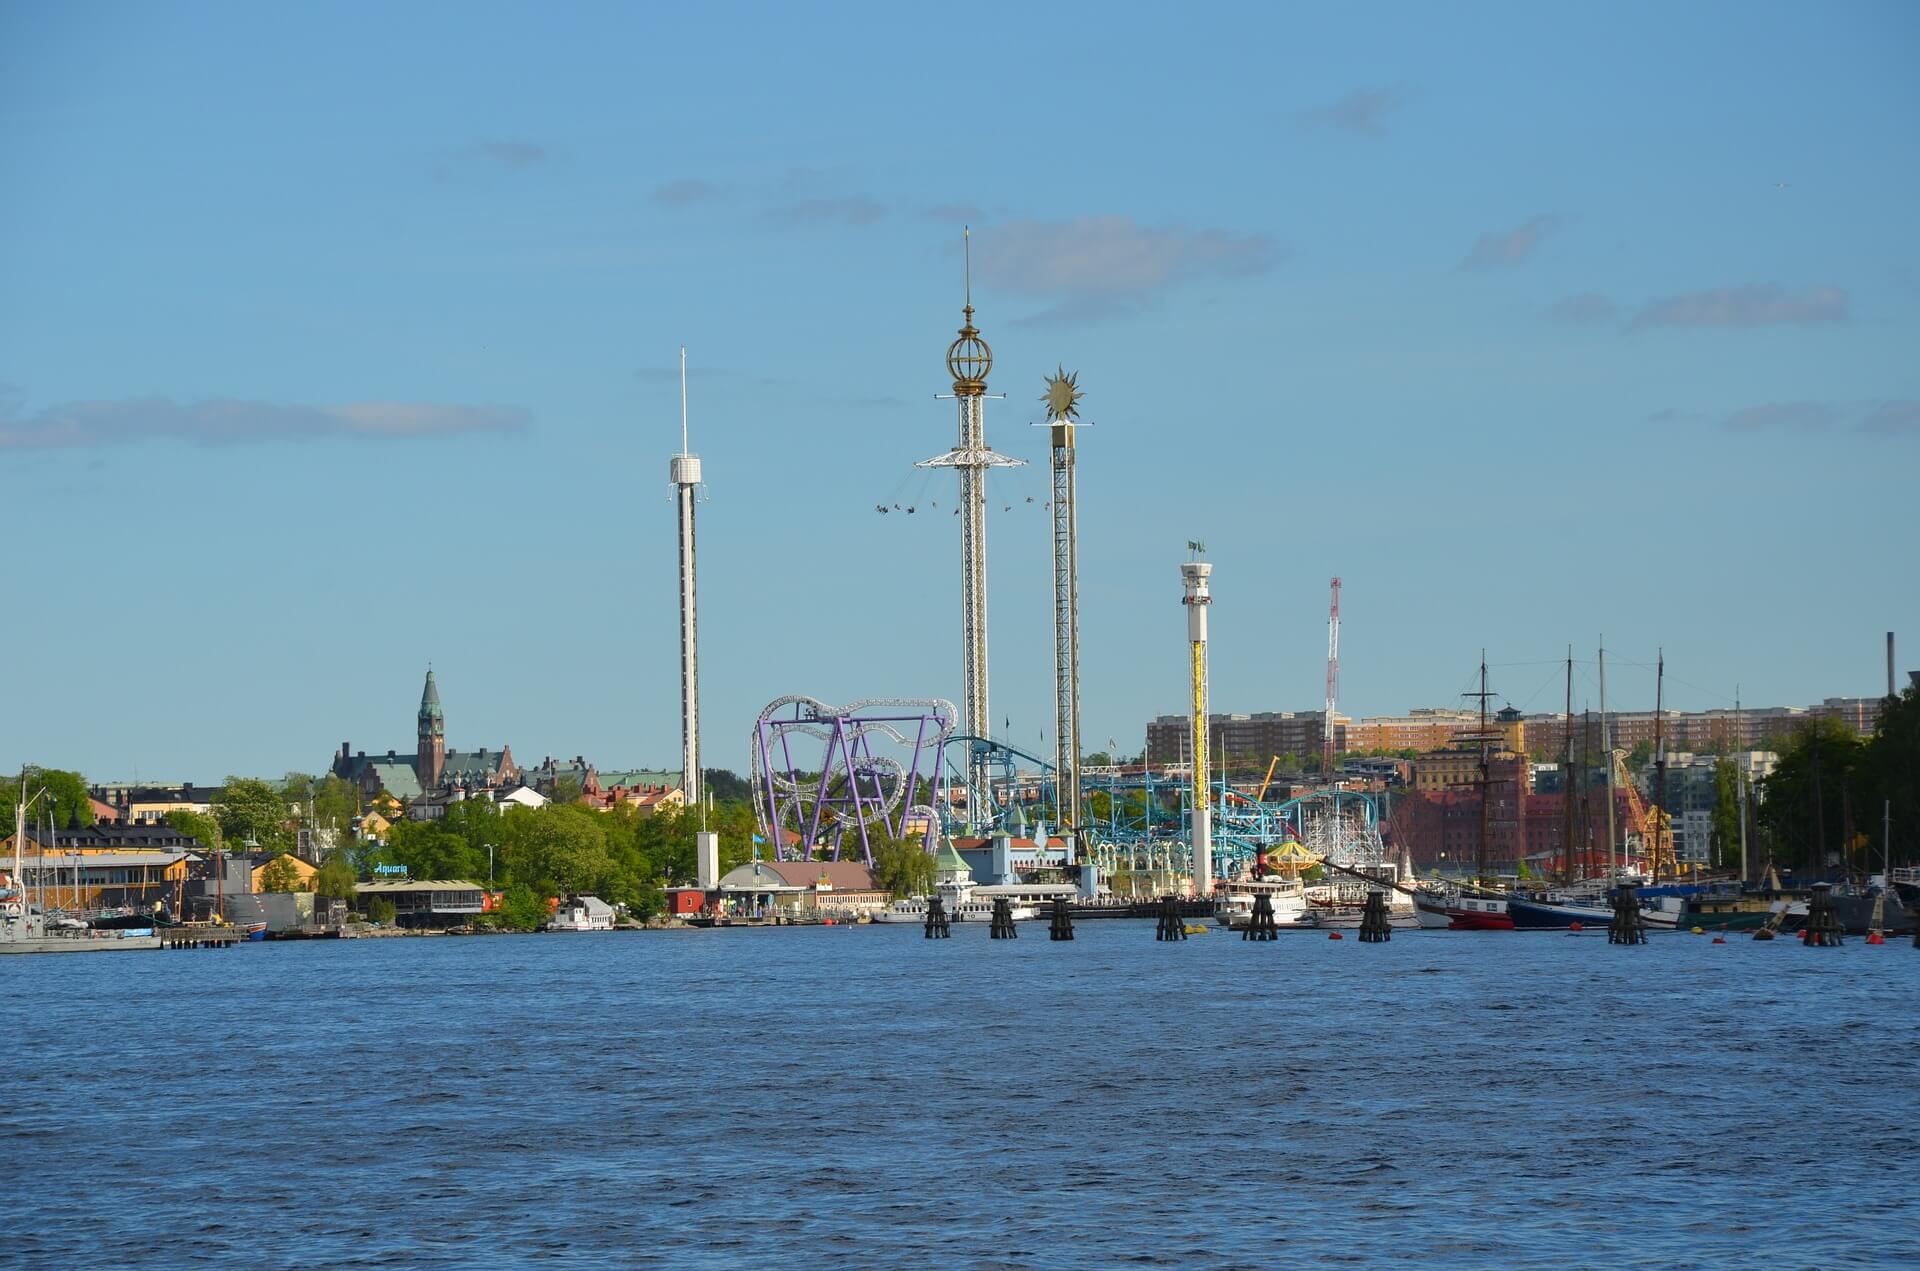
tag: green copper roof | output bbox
[419,669,443,719]
[934,840,971,875]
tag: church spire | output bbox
[417,668,446,790]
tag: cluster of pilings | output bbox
[1049,896,1074,941]
[1359,890,1391,942]
[1803,883,1845,946]
[1243,892,1278,940]
[989,896,1017,939]
[1609,884,1647,945]
[1155,895,1187,941]
[923,895,950,938]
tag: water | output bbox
[6,925,1918,1267]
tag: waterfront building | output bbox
[711,860,888,919]
[5,819,205,911]
[353,879,488,929]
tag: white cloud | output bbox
[1630,284,1847,330]
[974,216,1275,325]
[1463,215,1562,270]
[0,396,530,451]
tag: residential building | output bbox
[1145,710,1348,772]
[87,782,223,826]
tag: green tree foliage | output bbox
[550,776,584,804]
[702,767,754,803]
[1710,758,1742,870]
[1757,717,1869,872]
[384,818,487,883]
[215,777,293,851]
[258,853,303,893]
[165,808,223,851]
[314,855,358,900]
[1,767,96,839]
[869,829,934,898]
[507,803,612,895]
[367,896,397,925]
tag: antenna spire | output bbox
[679,345,689,454]
[963,226,973,317]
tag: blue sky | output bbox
[4,0,1916,782]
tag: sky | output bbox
[3,0,1917,783]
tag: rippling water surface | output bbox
[7,924,1918,1267]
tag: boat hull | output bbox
[1412,891,1514,930]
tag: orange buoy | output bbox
[1866,932,1886,945]
[1569,921,1583,933]
[1711,935,1726,944]
[1328,930,1343,940]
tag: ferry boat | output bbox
[871,898,930,924]
[1213,876,1316,930]
[872,885,1038,925]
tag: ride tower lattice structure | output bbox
[916,229,1023,829]
[670,347,703,808]
[750,696,956,867]
[1323,577,1341,776]
[1037,367,1087,864]
[1182,546,1214,897]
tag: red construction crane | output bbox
[1323,577,1341,776]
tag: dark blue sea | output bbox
[7,924,1918,1267]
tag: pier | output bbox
[159,923,246,950]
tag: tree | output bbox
[215,777,293,851]
[1710,758,1741,870]
[258,853,303,893]
[702,768,754,804]
[502,803,609,895]
[1757,717,1867,872]
[869,828,934,898]
[385,819,486,882]
[367,897,397,925]
[1626,740,1655,771]
[314,855,358,901]
[550,776,584,805]
[1,767,95,839]
[166,808,223,851]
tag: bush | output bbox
[367,897,396,925]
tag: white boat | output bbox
[951,898,1037,922]
[872,898,930,924]
[1213,876,1316,929]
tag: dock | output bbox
[158,924,247,950]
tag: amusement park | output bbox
[699,232,1413,930]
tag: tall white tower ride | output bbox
[670,347,703,809]
[917,231,1022,824]
[1182,549,1214,897]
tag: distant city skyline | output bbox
[5,2,1916,781]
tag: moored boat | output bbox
[1411,888,1513,930]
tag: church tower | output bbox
[417,669,446,791]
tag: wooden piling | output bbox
[1243,891,1278,941]
[1803,882,1845,947]
[1608,883,1647,945]
[1359,889,1391,942]
[990,896,1017,939]
[1048,896,1074,941]
[923,895,951,939]
[1155,895,1187,941]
